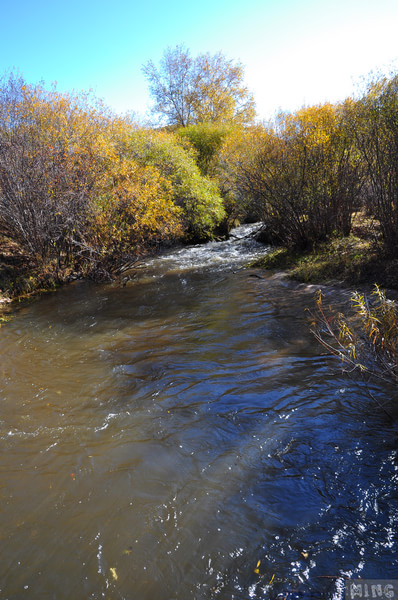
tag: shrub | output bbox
[125,129,225,241]
[310,285,398,384]
[0,74,189,278]
[0,73,115,268]
[220,104,362,249]
[354,73,398,257]
[177,122,231,177]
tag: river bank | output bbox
[252,229,398,293]
[0,223,266,309]
[0,235,84,314]
[0,242,59,306]
[2,219,398,310]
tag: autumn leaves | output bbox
[0,74,225,280]
[2,54,398,286]
[142,46,255,128]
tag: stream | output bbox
[0,224,397,599]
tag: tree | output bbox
[142,45,256,127]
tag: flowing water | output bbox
[0,225,397,600]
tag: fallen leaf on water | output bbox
[70,473,76,480]
[269,573,275,584]
[110,567,118,581]
[254,559,261,574]
[301,551,309,559]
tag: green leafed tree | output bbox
[142,45,256,127]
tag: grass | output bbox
[251,229,398,291]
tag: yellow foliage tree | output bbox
[143,46,256,127]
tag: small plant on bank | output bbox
[309,285,398,384]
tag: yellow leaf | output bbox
[110,567,118,581]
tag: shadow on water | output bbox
[0,225,397,599]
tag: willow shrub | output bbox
[354,73,398,258]
[0,74,196,278]
[177,122,232,177]
[0,74,113,267]
[216,124,269,224]
[90,161,182,273]
[125,129,225,241]
[220,104,362,249]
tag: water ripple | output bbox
[0,231,397,599]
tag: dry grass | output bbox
[252,214,398,290]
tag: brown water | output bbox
[0,227,397,599]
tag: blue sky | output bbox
[2,0,398,121]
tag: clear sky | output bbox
[1,0,398,122]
